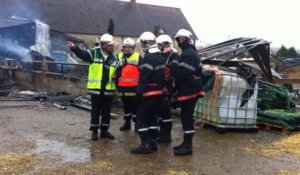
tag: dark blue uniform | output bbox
[173,42,204,155]
[131,47,165,154]
[157,50,180,143]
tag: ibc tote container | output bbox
[194,72,259,133]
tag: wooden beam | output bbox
[271,79,300,84]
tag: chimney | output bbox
[130,0,136,8]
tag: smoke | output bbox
[5,0,45,23]
[0,19,51,63]
[0,39,32,61]
[0,0,48,62]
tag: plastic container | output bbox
[194,72,258,132]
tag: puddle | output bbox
[21,133,91,164]
[32,139,90,163]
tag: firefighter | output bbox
[116,38,142,131]
[130,31,166,154]
[66,33,118,141]
[156,34,180,143]
[173,29,205,156]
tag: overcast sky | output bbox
[125,0,300,49]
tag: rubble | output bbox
[0,18,87,74]
[71,96,119,118]
[0,81,19,96]
[193,37,300,133]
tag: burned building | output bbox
[0,18,87,73]
[0,0,196,52]
[0,0,198,96]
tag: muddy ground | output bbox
[0,101,300,175]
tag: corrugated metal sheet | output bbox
[280,58,300,68]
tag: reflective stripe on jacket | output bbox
[143,89,165,97]
[137,50,165,97]
[117,52,140,87]
[175,46,204,101]
[87,48,118,95]
[177,91,205,102]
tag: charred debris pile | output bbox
[0,17,87,74]
[197,38,300,132]
[0,18,89,110]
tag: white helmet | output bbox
[138,31,156,49]
[122,37,135,47]
[100,33,115,46]
[175,29,194,44]
[157,34,173,47]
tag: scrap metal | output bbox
[198,37,273,80]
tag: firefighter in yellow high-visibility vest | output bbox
[66,33,119,141]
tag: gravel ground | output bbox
[0,102,300,175]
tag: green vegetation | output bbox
[276,45,300,58]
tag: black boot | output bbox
[173,142,184,150]
[173,134,193,156]
[120,120,131,131]
[131,133,151,154]
[157,129,171,143]
[149,138,158,151]
[173,134,192,150]
[100,131,115,139]
[91,130,98,141]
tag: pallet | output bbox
[256,122,291,135]
[196,120,259,134]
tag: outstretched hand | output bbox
[66,41,75,49]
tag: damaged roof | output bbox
[199,37,274,80]
[0,0,196,38]
[279,58,300,68]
